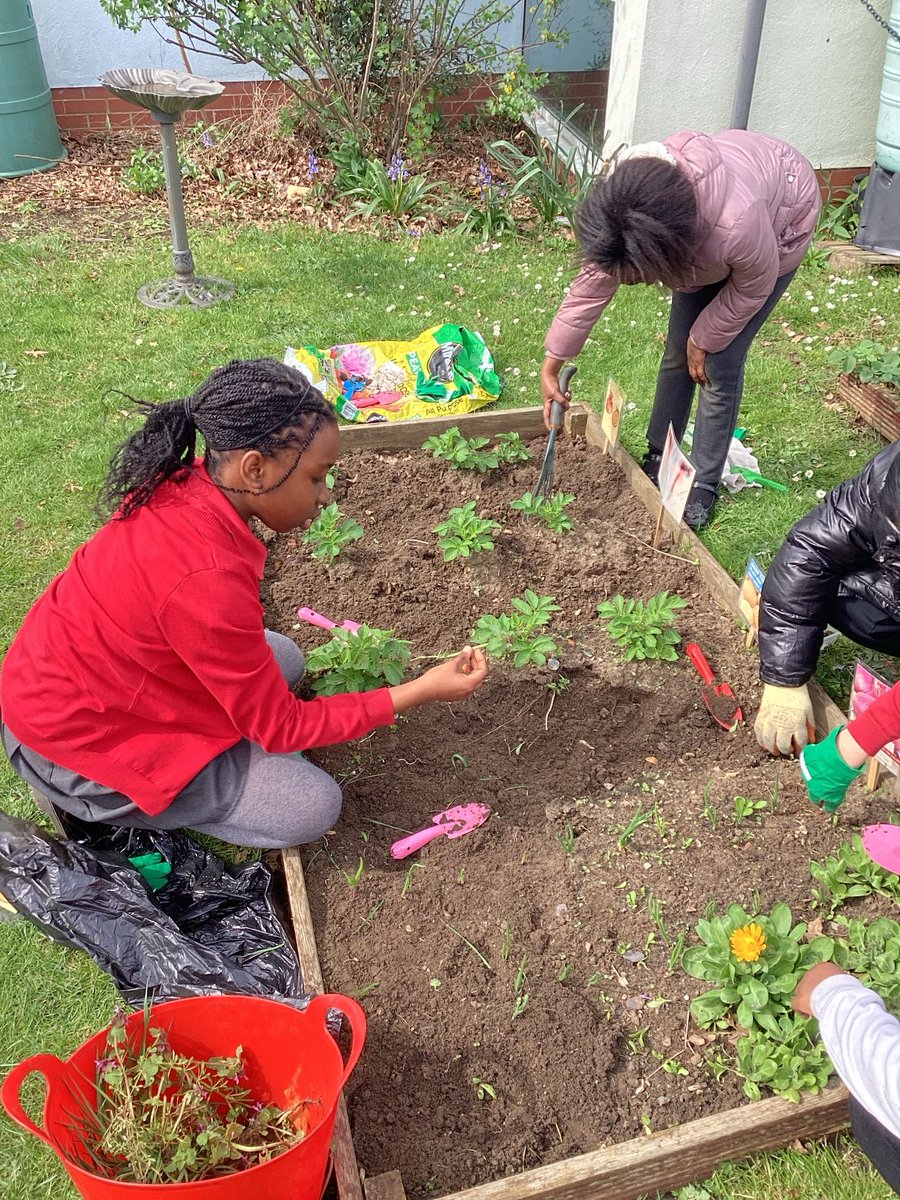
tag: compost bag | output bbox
[0,812,305,1005]
[284,323,502,424]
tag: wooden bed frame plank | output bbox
[282,845,365,1200]
[281,401,850,1200]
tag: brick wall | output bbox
[51,71,611,134]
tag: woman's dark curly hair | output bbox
[574,158,698,284]
[102,358,337,518]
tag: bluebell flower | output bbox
[307,150,320,180]
[388,154,409,184]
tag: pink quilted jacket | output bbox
[544,129,821,358]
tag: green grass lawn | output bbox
[0,220,898,1198]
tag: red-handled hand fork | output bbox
[685,642,744,731]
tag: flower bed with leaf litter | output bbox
[261,429,900,1198]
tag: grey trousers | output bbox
[3,631,342,850]
[646,271,797,491]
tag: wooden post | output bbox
[283,846,365,1200]
[866,757,882,792]
[651,505,666,550]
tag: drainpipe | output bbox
[730,0,768,129]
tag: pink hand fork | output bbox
[390,803,491,860]
[297,606,361,634]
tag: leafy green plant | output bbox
[473,1076,497,1101]
[489,109,602,229]
[433,501,501,561]
[682,903,834,1035]
[422,426,499,472]
[456,159,517,241]
[302,502,364,562]
[342,156,445,219]
[828,340,900,390]
[735,1015,833,1103]
[733,795,767,824]
[597,591,687,662]
[815,176,867,242]
[833,915,900,1015]
[509,491,574,533]
[512,954,529,1019]
[483,56,548,124]
[494,431,531,465]
[810,834,900,919]
[471,589,560,667]
[305,625,411,695]
[71,1005,304,1183]
[121,147,167,195]
[616,803,652,849]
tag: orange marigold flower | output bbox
[730,923,767,963]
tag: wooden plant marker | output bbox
[867,757,882,792]
[738,555,766,650]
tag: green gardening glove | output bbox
[799,726,863,812]
[128,852,171,892]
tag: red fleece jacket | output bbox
[849,683,900,759]
[0,463,395,814]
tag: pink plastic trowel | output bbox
[390,803,491,860]
[862,824,900,875]
[297,606,361,634]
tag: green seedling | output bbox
[401,862,423,897]
[356,981,380,1000]
[512,954,529,1019]
[302,501,364,562]
[353,900,385,935]
[667,931,686,973]
[305,625,411,695]
[509,490,575,533]
[433,500,502,561]
[661,1058,689,1077]
[627,1026,648,1055]
[471,589,560,668]
[597,590,687,662]
[501,920,513,962]
[558,963,571,982]
[422,427,499,472]
[440,918,492,971]
[701,782,718,830]
[450,752,469,771]
[343,857,365,888]
[733,795,768,824]
[458,867,466,885]
[616,803,653,849]
[557,820,576,854]
[626,890,640,910]
[647,894,670,945]
[494,431,531,464]
[429,977,441,989]
[473,1077,497,1101]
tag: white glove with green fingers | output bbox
[754,683,815,756]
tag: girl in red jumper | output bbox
[0,359,488,848]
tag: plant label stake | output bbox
[685,642,744,730]
[390,803,491,860]
[600,377,624,453]
[297,606,361,634]
[534,364,577,501]
[654,424,696,549]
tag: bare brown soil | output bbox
[262,435,893,1198]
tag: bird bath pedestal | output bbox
[100,68,235,308]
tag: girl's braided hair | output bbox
[102,358,337,518]
[574,158,698,285]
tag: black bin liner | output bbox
[0,812,306,1005]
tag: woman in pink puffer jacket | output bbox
[542,129,821,529]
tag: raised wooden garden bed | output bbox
[277,404,857,1200]
[837,374,900,443]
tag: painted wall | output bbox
[605,0,893,168]
[30,0,264,86]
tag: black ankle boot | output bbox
[683,484,718,530]
[641,447,663,487]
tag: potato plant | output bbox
[305,625,411,695]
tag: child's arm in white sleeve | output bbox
[813,974,900,1140]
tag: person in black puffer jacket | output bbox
[755,441,900,755]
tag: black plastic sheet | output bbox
[0,812,306,1006]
